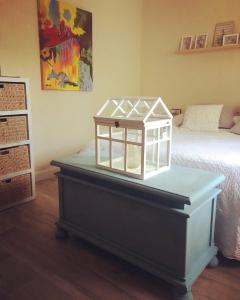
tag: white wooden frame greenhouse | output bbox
[94,97,173,179]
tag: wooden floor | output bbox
[0,178,240,300]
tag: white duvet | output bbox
[172,127,240,260]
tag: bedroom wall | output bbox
[141,0,240,110]
[0,0,142,176]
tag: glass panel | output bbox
[126,144,141,174]
[97,100,120,118]
[159,141,169,167]
[111,126,125,141]
[146,143,158,173]
[146,128,158,143]
[110,99,126,118]
[127,129,142,143]
[151,104,168,118]
[97,139,110,167]
[111,141,125,170]
[97,125,109,138]
[160,126,170,139]
[122,99,137,117]
[136,99,156,115]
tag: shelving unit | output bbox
[176,44,240,55]
[0,77,35,211]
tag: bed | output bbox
[171,127,240,260]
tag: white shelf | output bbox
[176,44,240,55]
[0,140,30,150]
[0,110,29,116]
[0,77,29,83]
[0,169,32,181]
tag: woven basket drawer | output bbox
[0,145,30,176]
[0,173,32,208]
[0,116,28,144]
[0,82,26,111]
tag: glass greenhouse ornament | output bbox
[94,97,173,179]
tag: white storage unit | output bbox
[94,97,172,179]
[0,77,35,210]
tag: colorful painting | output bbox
[37,0,92,91]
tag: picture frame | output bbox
[171,108,182,116]
[223,33,239,46]
[194,34,208,49]
[212,21,235,47]
[180,36,193,51]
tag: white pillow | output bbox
[182,104,223,131]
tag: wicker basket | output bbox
[0,82,26,111]
[0,145,30,176]
[0,173,32,208]
[0,116,28,144]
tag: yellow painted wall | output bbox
[0,0,142,171]
[141,0,240,110]
[2,0,240,173]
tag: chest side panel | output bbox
[60,174,188,278]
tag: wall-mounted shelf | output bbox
[176,44,240,55]
[0,110,29,116]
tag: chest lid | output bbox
[52,153,225,208]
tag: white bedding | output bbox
[172,127,240,260]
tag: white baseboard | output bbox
[35,166,59,182]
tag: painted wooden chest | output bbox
[51,153,224,300]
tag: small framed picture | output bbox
[223,33,239,45]
[171,108,182,116]
[213,21,235,46]
[180,36,193,51]
[194,34,208,49]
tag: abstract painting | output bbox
[37,0,92,91]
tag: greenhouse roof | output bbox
[95,97,172,122]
